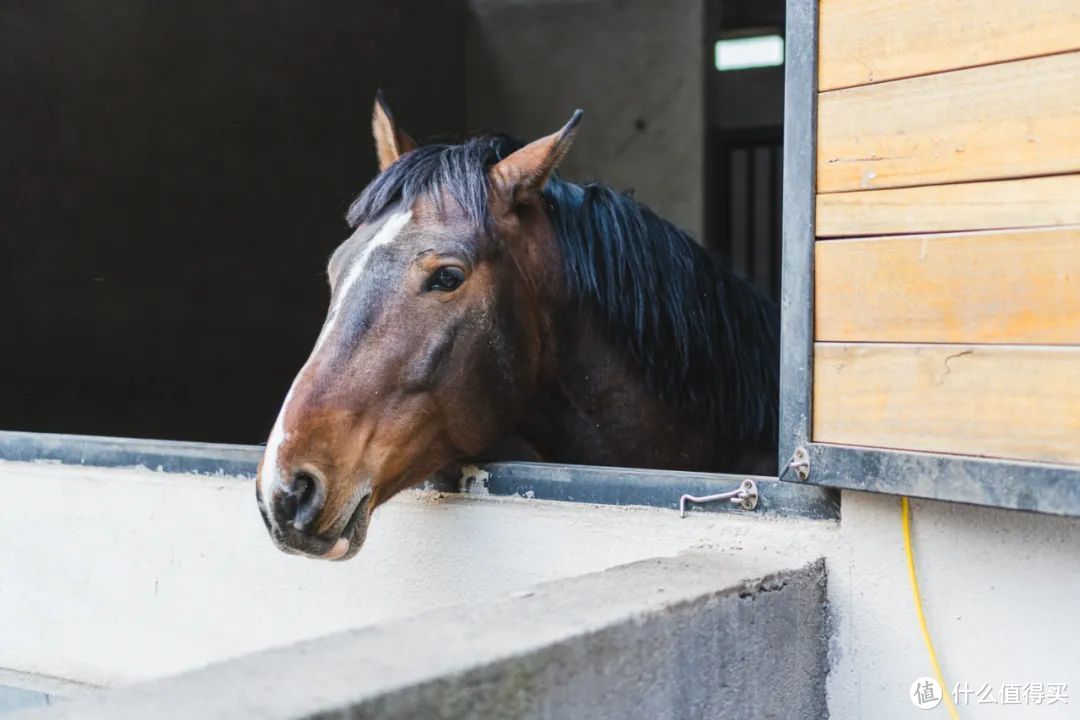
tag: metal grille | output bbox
[708,128,784,301]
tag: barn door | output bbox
[778,0,1080,515]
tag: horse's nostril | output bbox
[272,469,324,532]
[292,471,317,505]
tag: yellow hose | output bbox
[902,496,961,719]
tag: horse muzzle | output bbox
[256,467,371,561]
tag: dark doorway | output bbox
[705,0,786,301]
[0,1,467,443]
[2,0,785,445]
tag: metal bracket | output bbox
[788,447,810,481]
[679,478,759,517]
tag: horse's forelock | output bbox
[346,134,524,231]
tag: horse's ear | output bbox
[490,110,583,204]
[372,90,418,172]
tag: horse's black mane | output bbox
[347,134,779,444]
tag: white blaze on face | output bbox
[259,209,413,503]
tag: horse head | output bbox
[255,94,581,560]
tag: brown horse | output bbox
[255,94,779,560]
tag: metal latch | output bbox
[679,478,759,517]
[788,447,810,481]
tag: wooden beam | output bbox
[816,175,1080,237]
[817,52,1080,193]
[815,227,1080,344]
[819,0,1080,91]
[813,343,1080,465]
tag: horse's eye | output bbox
[425,266,465,293]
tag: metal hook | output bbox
[679,478,759,517]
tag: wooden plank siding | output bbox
[817,52,1080,193]
[813,344,1080,465]
[815,227,1080,345]
[819,0,1080,91]
[816,174,1080,237]
[811,7,1080,469]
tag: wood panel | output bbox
[817,52,1080,193]
[819,0,1080,91]
[815,227,1080,344]
[816,174,1080,237]
[813,343,1080,465]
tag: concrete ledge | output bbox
[0,670,95,716]
[15,553,827,720]
[0,669,97,716]
[0,687,53,716]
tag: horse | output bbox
[255,93,779,560]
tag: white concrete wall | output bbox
[466,0,705,240]
[0,460,834,688]
[5,459,1077,718]
[828,490,1080,719]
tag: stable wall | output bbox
[0,460,835,688]
[827,490,1080,719]
[2,459,1079,718]
[805,6,1080,711]
[0,0,467,444]
[466,0,705,241]
[13,557,830,720]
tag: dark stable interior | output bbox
[1,0,782,446]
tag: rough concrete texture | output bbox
[466,0,705,240]
[0,460,837,687]
[13,555,827,720]
[828,490,1080,719]
[8,460,1077,718]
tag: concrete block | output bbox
[0,460,837,687]
[14,553,827,720]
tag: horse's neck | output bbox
[517,309,774,475]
